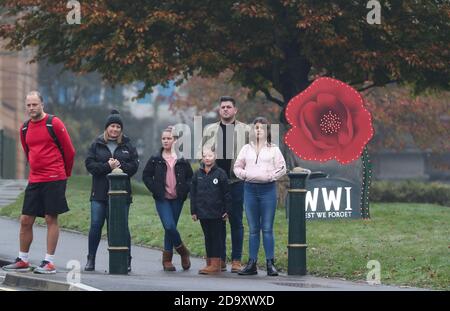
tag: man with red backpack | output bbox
[2,91,75,274]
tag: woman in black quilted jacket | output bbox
[142,126,193,271]
[84,110,139,273]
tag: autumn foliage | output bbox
[364,86,450,152]
[1,0,448,105]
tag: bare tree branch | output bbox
[357,80,399,93]
[357,83,376,92]
[261,88,285,107]
[349,80,367,87]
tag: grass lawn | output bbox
[1,175,449,290]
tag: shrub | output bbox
[370,181,450,207]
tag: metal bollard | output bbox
[287,167,310,275]
[107,168,129,274]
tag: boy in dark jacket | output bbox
[191,148,232,275]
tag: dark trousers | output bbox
[221,181,244,261]
[200,219,225,258]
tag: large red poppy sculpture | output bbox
[285,77,374,164]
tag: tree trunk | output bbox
[277,57,311,169]
[275,64,311,207]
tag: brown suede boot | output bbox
[198,258,221,275]
[231,260,241,273]
[221,259,227,272]
[175,243,191,270]
[162,251,176,271]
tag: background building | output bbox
[0,46,37,179]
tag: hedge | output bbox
[370,181,450,207]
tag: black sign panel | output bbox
[304,177,361,220]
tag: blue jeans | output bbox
[244,182,277,261]
[222,181,244,261]
[155,198,184,251]
[88,200,131,257]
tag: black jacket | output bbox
[85,135,139,203]
[142,150,193,201]
[190,164,232,219]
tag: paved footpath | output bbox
[0,180,423,291]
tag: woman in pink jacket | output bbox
[234,117,286,276]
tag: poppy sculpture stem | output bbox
[361,146,372,219]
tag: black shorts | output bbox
[22,180,69,217]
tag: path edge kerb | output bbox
[1,258,100,291]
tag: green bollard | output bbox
[287,167,310,275]
[107,168,129,275]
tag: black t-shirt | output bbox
[215,121,235,178]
